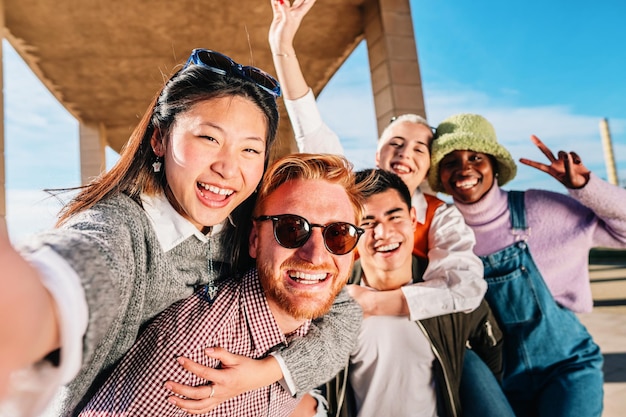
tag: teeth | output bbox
[455,179,478,189]
[392,164,410,174]
[290,271,327,284]
[376,243,400,252]
[198,181,233,196]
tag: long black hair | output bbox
[57,59,280,273]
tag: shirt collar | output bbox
[141,193,227,252]
[243,269,311,353]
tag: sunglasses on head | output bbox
[183,48,281,98]
[254,214,364,255]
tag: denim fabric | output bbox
[479,191,604,417]
[460,349,516,417]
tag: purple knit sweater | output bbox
[454,173,626,313]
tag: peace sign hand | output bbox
[519,135,591,189]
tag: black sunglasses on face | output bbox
[183,48,282,98]
[254,214,364,255]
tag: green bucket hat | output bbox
[428,113,517,193]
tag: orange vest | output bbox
[413,193,445,259]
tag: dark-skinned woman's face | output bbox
[439,150,496,204]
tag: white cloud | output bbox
[5,189,68,244]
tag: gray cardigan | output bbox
[19,193,362,415]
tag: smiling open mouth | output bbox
[289,271,328,284]
[454,178,479,189]
[375,242,400,253]
[391,163,411,174]
[197,181,234,200]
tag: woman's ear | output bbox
[150,130,165,157]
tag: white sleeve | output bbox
[0,246,88,417]
[402,204,487,321]
[283,88,344,155]
[309,388,329,417]
[270,352,297,396]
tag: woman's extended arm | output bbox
[0,223,60,389]
[0,221,60,400]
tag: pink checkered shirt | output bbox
[78,269,311,416]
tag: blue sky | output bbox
[4,0,626,241]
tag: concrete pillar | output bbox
[0,0,6,225]
[599,118,619,186]
[363,0,426,137]
[79,123,106,185]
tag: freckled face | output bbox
[249,179,356,320]
[439,150,496,204]
[376,122,433,194]
[155,95,268,230]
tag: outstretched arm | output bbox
[519,135,591,189]
[0,222,60,399]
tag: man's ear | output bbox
[409,206,418,228]
[375,150,381,168]
[249,222,259,259]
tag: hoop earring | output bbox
[152,156,162,173]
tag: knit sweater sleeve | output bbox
[568,172,626,246]
[18,195,145,359]
[277,287,362,394]
[17,194,176,414]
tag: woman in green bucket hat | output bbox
[430,113,626,417]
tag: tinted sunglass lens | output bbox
[324,223,359,255]
[245,67,280,94]
[196,50,233,73]
[274,216,311,248]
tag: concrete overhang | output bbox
[4,0,366,157]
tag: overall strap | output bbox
[507,191,529,240]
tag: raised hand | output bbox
[519,135,591,189]
[269,0,316,56]
[165,347,282,414]
[268,0,316,99]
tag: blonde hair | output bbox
[378,114,432,151]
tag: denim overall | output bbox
[481,191,604,417]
